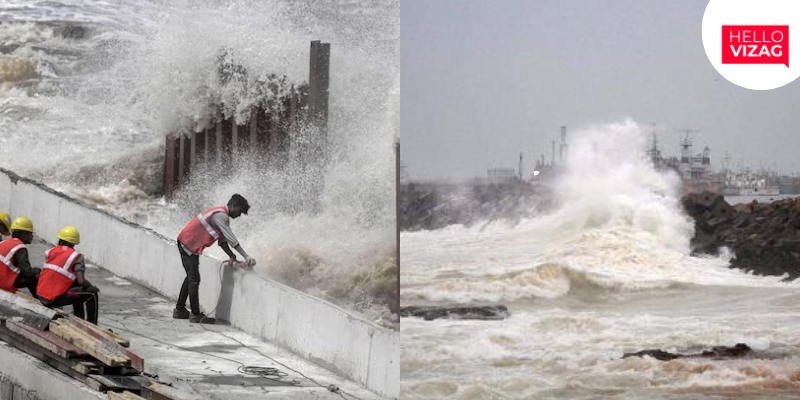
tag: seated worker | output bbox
[0,212,11,240]
[37,226,99,324]
[0,217,41,295]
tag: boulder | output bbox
[623,343,752,361]
[399,305,510,321]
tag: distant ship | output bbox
[722,169,781,196]
[649,132,722,195]
[648,132,792,196]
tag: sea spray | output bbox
[551,119,692,253]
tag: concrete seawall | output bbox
[0,167,399,399]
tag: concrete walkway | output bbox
[26,239,384,400]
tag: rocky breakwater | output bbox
[401,182,552,231]
[683,191,800,279]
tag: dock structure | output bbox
[163,40,331,200]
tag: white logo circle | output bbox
[702,0,800,90]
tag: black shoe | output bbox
[189,313,216,324]
[173,308,190,319]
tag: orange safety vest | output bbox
[37,246,81,301]
[0,238,26,293]
[176,206,228,255]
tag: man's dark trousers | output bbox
[44,288,99,324]
[176,242,201,315]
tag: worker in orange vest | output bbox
[37,226,99,324]
[0,212,11,240]
[0,217,41,295]
[173,194,255,324]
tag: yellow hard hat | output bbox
[57,226,80,245]
[10,217,34,233]
[0,212,10,236]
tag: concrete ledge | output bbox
[0,342,105,400]
[0,167,399,398]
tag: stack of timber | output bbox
[0,290,175,399]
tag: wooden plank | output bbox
[116,366,141,376]
[140,382,181,400]
[73,360,102,375]
[110,392,146,400]
[85,377,107,392]
[71,318,143,372]
[0,324,89,384]
[64,318,144,372]
[67,315,130,347]
[74,361,139,377]
[88,375,143,393]
[123,348,145,373]
[125,392,147,400]
[0,289,56,330]
[12,291,37,303]
[5,320,87,358]
[49,320,130,367]
[0,320,140,397]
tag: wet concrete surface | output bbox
[25,238,385,400]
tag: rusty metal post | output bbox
[307,40,330,210]
[269,107,280,166]
[309,40,330,155]
[180,134,191,184]
[288,85,298,156]
[394,140,400,315]
[249,108,258,155]
[231,122,239,157]
[295,84,310,163]
[236,117,249,155]
[164,135,179,199]
[189,131,197,168]
[177,135,184,184]
[221,118,233,165]
[195,129,206,165]
[163,136,174,199]
[256,108,270,158]
[215,120,223,164]
[206,125,218,166]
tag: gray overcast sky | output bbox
[401,0,800,181]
